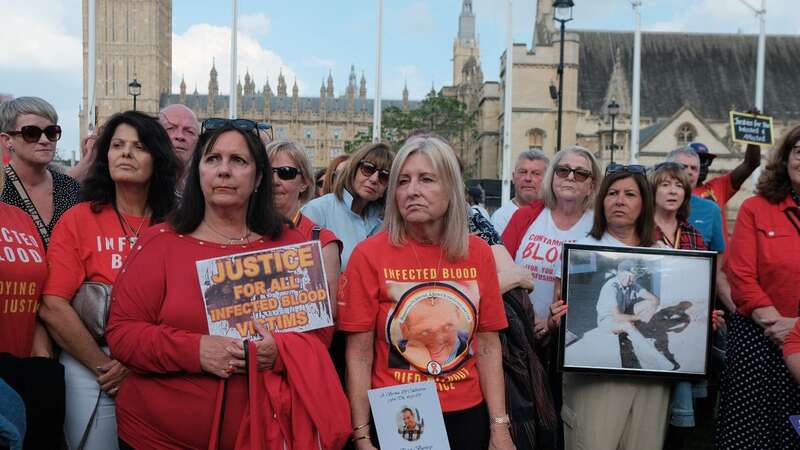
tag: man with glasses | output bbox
[491,149,549,235]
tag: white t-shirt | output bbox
[490,201,519,236]
[514,209,594,320]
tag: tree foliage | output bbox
[345,92,476,155]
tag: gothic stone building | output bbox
[448,0,800,225]
[80,0,417,170]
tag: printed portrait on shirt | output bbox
[385,280,478,376]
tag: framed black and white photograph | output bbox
[558,243,717,379]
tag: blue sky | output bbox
[1,0,798,159]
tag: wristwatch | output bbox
[489,414,511,425]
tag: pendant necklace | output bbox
[115,207,149,246]
[409,237,445,375]
[205,221,252,246]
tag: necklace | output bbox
[115,207,149,246]
[205,220,252,245]
[409,238,446,375]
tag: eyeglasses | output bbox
[652,162,687,172]
[201,118,258,135]
[605,163,647,176]
[358,160,390,184]
[272,166,301,180]
[554,166,592,182]
[4,125,62,143]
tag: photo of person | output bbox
[562,246,714,376]
[397,407,425,442]
[386,281,477,375]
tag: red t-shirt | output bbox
[694,173,736,241]
[337,231,508,412]
[107,224,327,450]
[43,202,151,300]
[0,202,47,357]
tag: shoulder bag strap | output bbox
[76,391,102,450]
[4,165,50,244]
[311,225,321,241]
[785,208,800,236]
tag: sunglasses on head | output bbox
[5,125,62,143]
[272,166,301,181]
[605,163,647,176]
[201,118,259,135]
[358,160,390,184]
[554,165,592,182]
[652,161,687,172]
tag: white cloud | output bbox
[0,0,81,73]
[238,13,271,37]
[172,23,304,95]
[304,57,337,69]
[642,0,800,33]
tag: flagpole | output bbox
[87,0,96,137]
[372,0,384,143]
[229,0,238,119]
[629,0,642,164]
[501,0,513,206]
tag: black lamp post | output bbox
[608,98,620,163]
[128,79,142,111]
[553,0,574,153]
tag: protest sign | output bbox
[368,381,450,450]
[729,111,773,145]
[196,241,332,339]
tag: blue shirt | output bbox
[689,196,725,252]
[301,190,383,271]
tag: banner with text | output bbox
[196,241,332,339]
[729,111,773,145]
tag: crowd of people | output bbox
[0,95,798,450]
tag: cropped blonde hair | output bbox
[384,135,469,261]
[265,140,314,204]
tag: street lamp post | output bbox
[608,99,620,163]
[128,79,142,111]
[553,0,574,154]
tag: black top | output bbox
[2,165,81,246]
[468,207,502,246]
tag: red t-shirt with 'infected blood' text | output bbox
[337,231,507,412]
[0,202,47,357]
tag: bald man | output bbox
[159,104,199,167]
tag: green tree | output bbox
[344,92,476,156]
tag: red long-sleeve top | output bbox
[725,194,800,318]
[106,225,338,450]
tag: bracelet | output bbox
[352,422,370,432]
[352,435,371,442]
[489,414,511,426]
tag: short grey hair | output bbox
[265,140,315,203]
[665,146,699,163]
[0,97,58,132]
[539,145,601,210]
[516,148,549,167]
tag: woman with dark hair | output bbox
[716,124,800,449]
[38,111,178,449]
[649,162,706,250]
[106,119,350,450]
[550,164,671,450]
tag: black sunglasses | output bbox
[201,118,258,135]
[5,125,62,143]
[358,160,390,184]
[272,166,301,181]
[554,166,592,182]
[652,162,687,172]
[605,163,647,176]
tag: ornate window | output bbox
[676,123,697,146]
[527,128,545,150]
